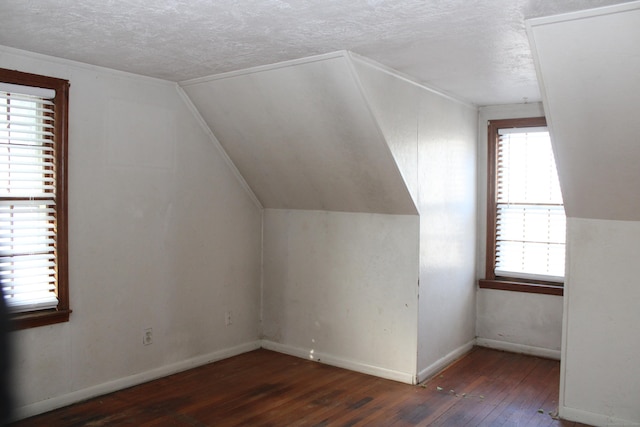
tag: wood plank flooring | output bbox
[11,347,592,426]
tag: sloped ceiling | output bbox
[181,52,417,214]
[527,2,640,220]
[0,0,634,106]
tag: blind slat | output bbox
[0,118,54,128]
[1,177,56,185]
[0,84,55,99]
[0,143,54,152]
[0,200,56,207]
[0,237,57,249]
[4,297,58,312]
[0,262,56,274]
[1,272,56,284]
[0,152,55,160]
[0,253,56,263]
[0,136,55,145]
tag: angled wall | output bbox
[528,3,640,425]
[529,2,640,222]
[180,52,416,215]
[352,55,478,380]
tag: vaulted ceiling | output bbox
[0,0,633,105]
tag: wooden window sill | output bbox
[10,309,71,330]
[479,279,563,296]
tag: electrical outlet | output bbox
[225,311,232,326]
[143,328,153,345]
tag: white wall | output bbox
[475,103,563,358]
[352,57,478,380]
[1,47,263,418]
[476,290,562,358]
[560,218,640,426]
[416,86,478,378]
[261,209,420,383]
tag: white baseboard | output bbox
[560,405,640,427]
[261,340,415,384]
[13,341,262,421]
[475,338,561,360]
[416,339,475,383]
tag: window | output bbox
[480,117,566,296]
[1,68,70,329]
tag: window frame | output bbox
[1,67,71,329]
[479,116,564,296]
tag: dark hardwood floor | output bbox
[12,347,591,426]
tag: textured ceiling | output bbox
[0,0,633,105]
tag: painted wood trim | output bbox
[475,338,561,360]
[416,339,476,383]
[344,51,419,215]
[348,51,476,108]
[261,340,416,385]
[479,279,563,296]
[526,1,640,28]
[13,341,262,421]
[559,405,638,427]
[179,51,349,85]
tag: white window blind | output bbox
[495,126,566,283]
[1,85,59,312]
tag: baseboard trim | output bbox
[416,339,475,383]
[560,405,640,427]
[13,341,262,421]
[476,338,561,360]
[261,340,415,384]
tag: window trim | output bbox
[1,68,71,329]
[479,116,564,296]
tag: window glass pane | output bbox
[495,127,565,281]
[497,130,563,205]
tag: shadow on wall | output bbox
[0,285,13,425]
